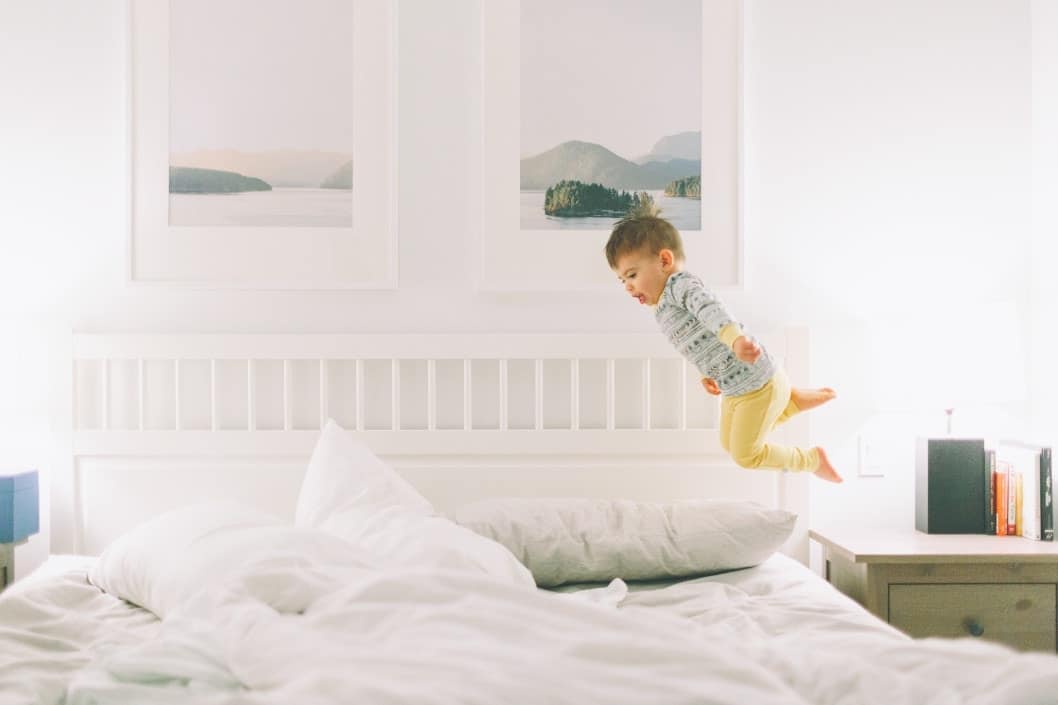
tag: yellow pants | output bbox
[719,368,819,472]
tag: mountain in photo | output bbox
[170,150,353,189]
[520,139,700,190]
[320,160,352,189]
[634,131,701,164]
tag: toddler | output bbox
[605,206,842,483]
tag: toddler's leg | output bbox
[772,386,836,428]
[718,398,733,454]
[813,447,843,483]
[723,370,818,472]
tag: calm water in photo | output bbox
[169,188,352,227]
[519,189,701,231]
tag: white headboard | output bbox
[62,331,812,562]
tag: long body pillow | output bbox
[453,497,796,587]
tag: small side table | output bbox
[0,469,40,591]
[810,527,1058,653]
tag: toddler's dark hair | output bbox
[604,201,685,269]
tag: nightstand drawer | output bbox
[889,583,1057,652]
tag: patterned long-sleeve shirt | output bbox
[654,271,775,397]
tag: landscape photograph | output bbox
[520,0,702,230]
[168,0,354,228]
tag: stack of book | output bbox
[986,441,1054,540]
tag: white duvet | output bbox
[41,541,1058,705]
[5,548,1058,705]
[0,557,158,705]
[7,425,1057,705]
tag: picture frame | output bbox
[126,0,398,290]
[478,0,742,293]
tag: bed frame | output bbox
[60,331,812,562]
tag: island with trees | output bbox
[543,180,654,217]
[664,175,700,199]
[169,166,271,194]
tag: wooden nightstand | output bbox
[810,528,1058,653]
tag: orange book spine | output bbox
[997,470,1008,536]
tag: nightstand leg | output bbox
[0,543,12,590]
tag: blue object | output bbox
[0,470,39,544]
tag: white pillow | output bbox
[89,500,363,618]
[295,419,432,527]
[453,498,797,587]
[295,420,535,588]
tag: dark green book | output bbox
[985,448,996,535]
[1042,446,1053,542]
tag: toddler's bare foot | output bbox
[791,387,836,412]
[813,447,843,483]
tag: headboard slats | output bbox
[73,339,739,436]
[63,332,812,563]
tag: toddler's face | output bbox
[613,248,673,307]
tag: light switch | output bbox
[858,435,885,477]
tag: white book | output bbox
[999,441,1042,540]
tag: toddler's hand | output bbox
[733,336,761,364]
[701,377,720,395]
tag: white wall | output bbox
[1030,0,1058,446]
[0,0,1035,557]
[746,0,1032,530]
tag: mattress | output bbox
[554,552,902,639]
[0,556,159,705]
[3,552,1057,705]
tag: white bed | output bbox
[4,554,829,704]
[0,554,848,702]
[4,549,1056,705]
[1,332,1055,704]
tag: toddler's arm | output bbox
[730,335,761,364]
[676,273,762,364]
[701,377,720,395]
[675,274,736,335]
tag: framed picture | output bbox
[127,0,397,289]
[479,0,741,292]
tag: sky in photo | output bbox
[169,0,354,155]
[520,0,701,160]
